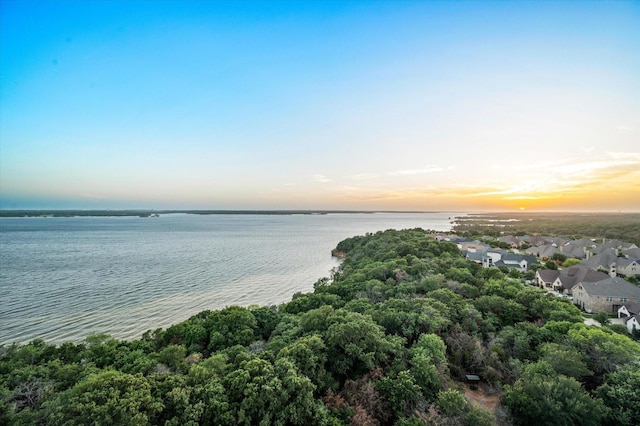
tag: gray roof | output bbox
[623,247,640,258]
[557,265,608,291]
[582,251,640,270]
[466,252,484,262]
[621,302,640,315]
[573,277,640,298]
[537,270,560,283]
[581,250,618,269]
[525,244,559,258]
[499,253,538,264]
[595,240,638,254]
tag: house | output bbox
[536,265,608,294]
[581,249,640,277]
[498,235,522,249]
[525,244,559,260]
[593,239,638,255]
[572,277,640,314]
[581,249,619,276]
[616,258,640,277]
[519,235,554,247]
[618,301,640,318]
[459,240,491,253]
[426,233,459,242]
[623,247,640,259]
[625,315,640,335]
[561,238,597,259]
[494,253,538,272]
[482,250,505,268]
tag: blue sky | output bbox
[1,0,639,211]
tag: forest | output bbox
[1,229,639,425]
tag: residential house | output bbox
[617,258,640,277]
[536,265,608,294]
[581,249,640,277]
[593,239,638,255]
[497,235,521,249]
[525,244,559,260]
[618,301,640,318]
[623,247,640,259]
[561,238,597,259]
[617,302,640,335]
[519,235,553,247]
[494,253,538,272]
[459,240,491,253]
[625,315,640,335]
[572,277,640,314]
[481,250,505,268]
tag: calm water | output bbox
[0,212,458,344]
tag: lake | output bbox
[0,212,459,344]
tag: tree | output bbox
[596,366,640,426]
[207,306,258,352]
[223,358,326,425]
[325,310,401,378]
[567,326,640,376]
[538,343,592,380]
[593,312,610,325]
[562,258,581,267]
[436,389,466,417]
[45,370,162,425]
[377,370,421,418]
[502,361,605,426]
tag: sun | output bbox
[519,207,525,211]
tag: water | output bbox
[0,212,458,345]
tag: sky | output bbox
[1,0,639,212]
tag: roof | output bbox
[621,302,640,315]
[466,252,484,262]
[595,240,638,254]
[582,250,618,269]
[623,247,640,258]
[573,277,640,298]
[624,314,640,326]
[537,270,560,283]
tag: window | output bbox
[621,298,628,303]
[606,297,613,302]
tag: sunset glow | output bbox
[1,1,638,212]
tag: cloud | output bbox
[312,174,331,183]
[335,151,640,207]
[387,166,443,176]
[347,173,379,180]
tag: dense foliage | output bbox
[2,228,639,425]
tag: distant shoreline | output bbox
[0,209,448,218]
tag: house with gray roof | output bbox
[618,301,640,318]
[497,235,522,248]
[623,247,640,259]
[624,315,640,335]
[561,238,598,259]
[494,253,538,272]
[536,265,608,294]
[572,277,640,314]
[519,235,554,247]
[593,239,638,254]
[525,244,559,260]
[581,249,640,278]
